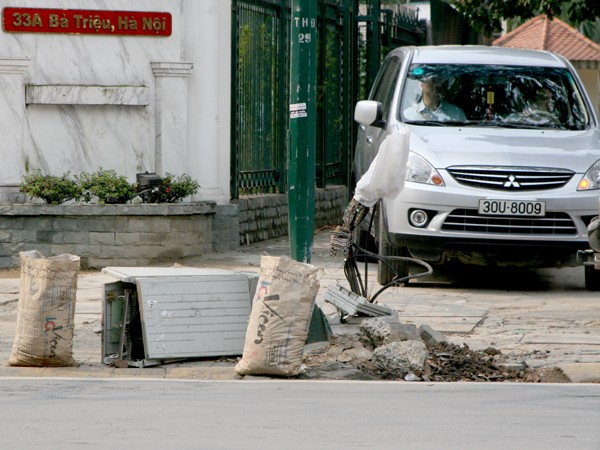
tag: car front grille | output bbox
[447,166,574,191]
[442,209,577,235]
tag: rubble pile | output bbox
[301,317,571,383]
[423,341,570,382]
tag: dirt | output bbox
[301,333,572,383]
[422,341,570,382]
[0,268,21,279]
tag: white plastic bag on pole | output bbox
[353,127,410,207]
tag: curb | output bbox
[0,364,241,380]
[559,363,600,383]
[2,362,600,383]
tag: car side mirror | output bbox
[354,100,384,128]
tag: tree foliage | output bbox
[448,0,600,36]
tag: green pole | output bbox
[288,0,317,263]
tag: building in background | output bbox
[0,0,231,204]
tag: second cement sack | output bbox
[235,255,323,377]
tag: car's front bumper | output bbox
[381,177,598,267]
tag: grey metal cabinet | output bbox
[101,267,258,367]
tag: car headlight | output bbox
[406,151,445,186]
[578,160,600,191]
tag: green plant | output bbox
[19,169,198,205]
[19,171,83,205]
[140,173,200,203]
[79,169,136,204]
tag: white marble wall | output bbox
[0,0,231,204]
[184,0,231,204]
[0,57,29,192]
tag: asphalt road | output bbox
[1,378,599,449]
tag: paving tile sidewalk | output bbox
[1,230,599,382]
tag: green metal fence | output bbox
[231,0,424,199]
[231,0,288,197]
[316,0,357,189]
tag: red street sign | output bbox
[2,7,172,36]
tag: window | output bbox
[369,56,402,121]
[400,64,590,130]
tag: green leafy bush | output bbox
[19,171,83,205]
[140,173,200,203]
[79,169,136,204]
[19,170,200,204]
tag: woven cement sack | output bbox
[9,251,80,367]
[235,255,323,377]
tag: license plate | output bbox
[478,199,546,216]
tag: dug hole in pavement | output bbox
[0,230,599,383]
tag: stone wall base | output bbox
[232,185,348,246]
[0,203,215,269]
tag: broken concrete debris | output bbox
[359,317,422,347]
[301,316,571,382]
[418,323,448,346]
[372,340,428,377]
[359,317,428,379]
[359,317,391,347]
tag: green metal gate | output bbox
[231,0,288,197]
[316,0,357,189]
[231,0,424,199]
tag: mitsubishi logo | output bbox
[504,175,521,188]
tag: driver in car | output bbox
[522,88,559,123]
[403,76,466,122]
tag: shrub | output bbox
[19,171,83,205]
[79,169,136,204]
[19,170,199,205]
[140,173,200,203]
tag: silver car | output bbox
[353,45,600,290]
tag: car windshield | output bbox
[400,64,590,130]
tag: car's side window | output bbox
[369,58,392,101]
[369,56,402,120]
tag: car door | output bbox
[354,54,404,181]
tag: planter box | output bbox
[0,202,216,269]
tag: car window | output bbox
[369,56,402,120]
[399,63,591,130]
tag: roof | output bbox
[493,15,600,62]
[396,45,566,67]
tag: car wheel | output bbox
[584,265,600,291]
[377,206,409,286]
